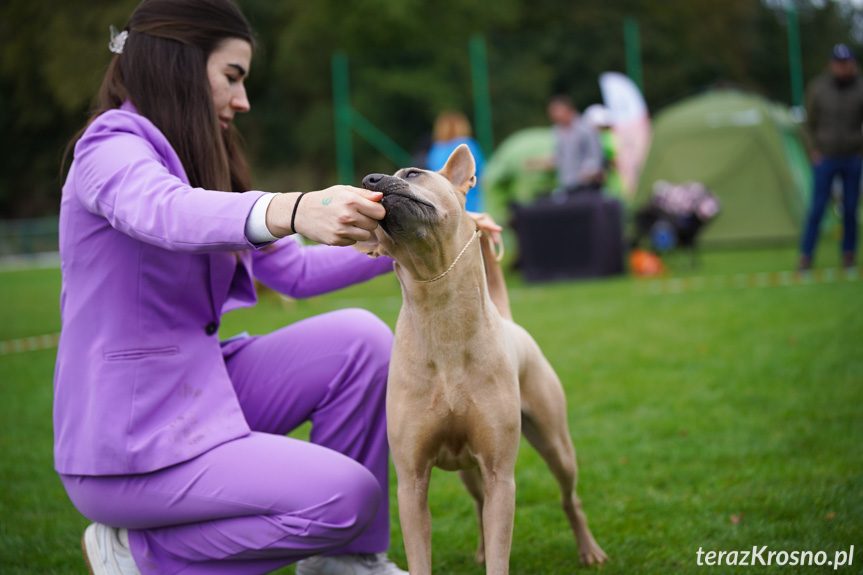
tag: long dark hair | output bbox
[68,0,254,192]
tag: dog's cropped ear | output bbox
[438,143,477,194]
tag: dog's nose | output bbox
[362,173,386,191]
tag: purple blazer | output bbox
[54,102,393,476]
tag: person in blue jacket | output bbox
[426,111,486,213]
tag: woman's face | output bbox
[207,38,252,131]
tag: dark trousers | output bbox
[800,155,861,258]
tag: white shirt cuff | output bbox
[244,193,279,244]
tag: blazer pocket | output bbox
[104,346,179,361]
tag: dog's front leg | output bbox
[479,470,517,575]
[396,471,433,575]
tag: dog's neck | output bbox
[393,218,497,344]
[391,216,476,281]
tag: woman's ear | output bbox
[438,144,477,194]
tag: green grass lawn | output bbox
[1,243,861,574]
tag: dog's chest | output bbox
[389,347,521,469]
[391,341,516,389]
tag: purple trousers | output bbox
[61,308,393,575]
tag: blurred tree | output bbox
[1,0,861,218]
[0,0,137,217]
[237,0,520,182]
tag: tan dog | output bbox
[358,144,608,574]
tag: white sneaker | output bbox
[296,552,408,575]
[82,523,141,575]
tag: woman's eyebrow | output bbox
[228,63,247,77]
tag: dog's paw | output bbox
[580,544,609,566]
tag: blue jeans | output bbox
[800,154,861,258]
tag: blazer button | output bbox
[205,321,218,336]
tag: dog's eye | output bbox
[406,170,420,179]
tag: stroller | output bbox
[631,180,720,266]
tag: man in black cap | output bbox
[800,43,863,270]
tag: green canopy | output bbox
[634,90,813,246]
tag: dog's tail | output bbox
[479,233,512,321]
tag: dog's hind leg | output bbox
[479,233,512,321]
[458,468,486,564]
[518,346,608,565]
[521,411,607,566]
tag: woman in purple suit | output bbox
[54,1,473,573]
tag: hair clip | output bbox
[109,25,129,55]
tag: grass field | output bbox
[1,243,861,574]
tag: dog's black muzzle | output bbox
[361,173,388,192]
[362,173,434,235]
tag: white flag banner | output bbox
[599,72,652,198]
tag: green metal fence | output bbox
[0,216,59,257]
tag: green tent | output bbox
[482,127,556,225]
[634,90,813,246]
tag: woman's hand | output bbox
[467,211,503,247]
[267,187,386,246]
